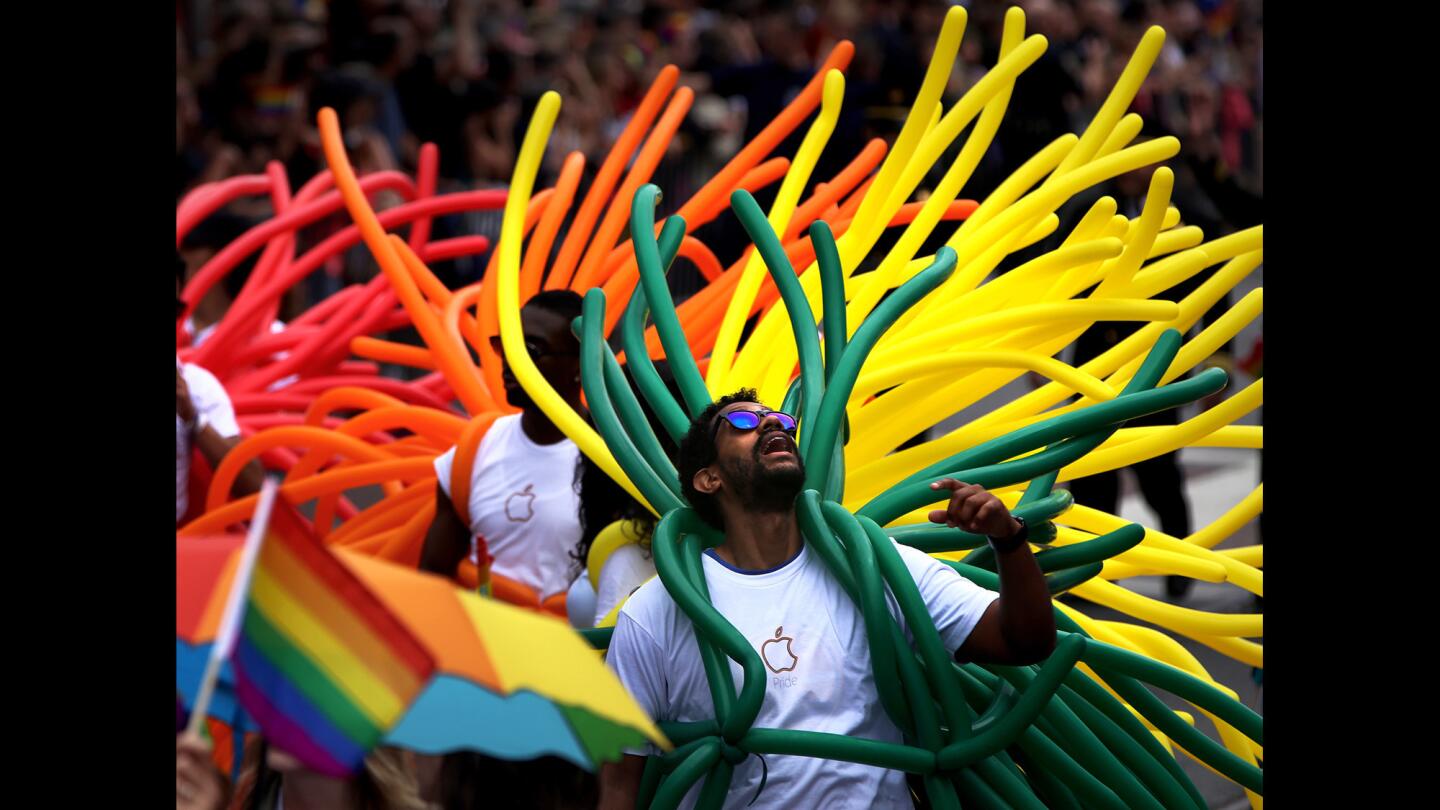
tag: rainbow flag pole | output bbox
[184,477,279,738]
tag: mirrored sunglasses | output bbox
[711,409,797,441]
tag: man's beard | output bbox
[720,438,807,514]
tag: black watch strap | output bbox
[988,516,1028,553]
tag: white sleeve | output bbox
[182,364,241,438]
[431,445,459,499]
[606,610,667,756]
[594,545,657,627]
[892,540,999,654]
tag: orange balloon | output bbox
[318,108,493,416]
[547,65,681,291]
[328,480,432,546]
[348,336,438,371]
[181,457,437,536]
[570,87,695,292]
[388,235,490,411]
[373,497,436,566]
[785,139,887,241]
[522,151,586,299]
[448,412,503,529]
[209,426,398,512]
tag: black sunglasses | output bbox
[710,408,798,442]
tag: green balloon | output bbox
[570,187,1258,807]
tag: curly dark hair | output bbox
[677,388,761,531]
[572,451,657,574]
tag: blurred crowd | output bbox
[177,0,1261,276]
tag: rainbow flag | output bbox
[230,495,436,777]
[255,85,299,117]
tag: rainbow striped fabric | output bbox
[230,497,436,777]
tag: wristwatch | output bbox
[987,516,1029,554]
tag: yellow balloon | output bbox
[710,69,846,394]
[1068,578,1259,636]
[585,519,648,590]
[1061,503,1262,595]
[1148,225,1205,260]
[1099,424,1262,451]
[494,91,651,511]
[1058,380,1262,480]
[847,9,1032,325]
[1216,545,1263,567]
[730,24,1052,395]
[909,237,1124,327]
[1102,255,1263,389]
[968,248,1260,436]
[1096,112,1145,161]
[841,5,968,267]
[852,350,1118,404]
[875,299,1180,368]
[1055,25,1166,175]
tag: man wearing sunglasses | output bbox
[600,389,1056,809]
[420,290,588,607]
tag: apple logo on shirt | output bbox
[761,626,798,674]
[505,484,536,522]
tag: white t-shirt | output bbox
[176,360,243,524]
[607,540,998,810]
[432,414,582,600]
[594,543,657,626]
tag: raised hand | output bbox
[927,478,1021,539]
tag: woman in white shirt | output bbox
[420,291,587,604]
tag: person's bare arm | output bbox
[928,479,1057,665]
[419,484,472,578]
[597,754,647,810]
[178,368,262,498]
[194,428,264,498]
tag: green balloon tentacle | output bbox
[631,184,713,416]
[613,209,690,447]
